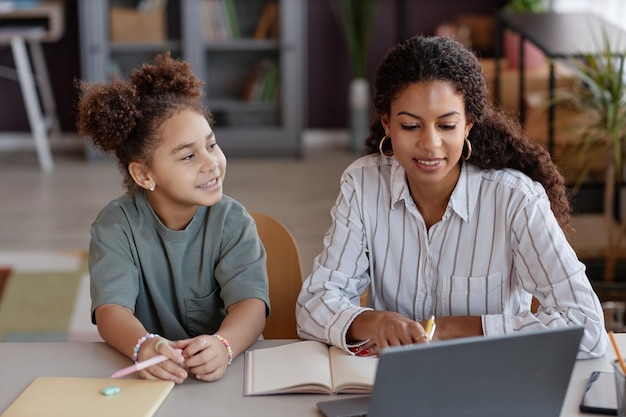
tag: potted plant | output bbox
[501,0,547,69]
[330,0,379,154]
[503,0,547,13]
[556,36,626,283]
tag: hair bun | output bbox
[130,51,204,100]
[77,80,141,153]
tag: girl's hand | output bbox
[138,338,187,384]
[177,335,230,382]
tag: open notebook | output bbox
[318,326,584,417]
[0,377,174,417]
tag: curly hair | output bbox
[364,35,573,235]
[76,52,213,194]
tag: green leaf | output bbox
[502,0,547,13]
[558,32,626,185]
[330,0,379,78]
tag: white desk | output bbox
[0,336,622,416]
[0,1,64,172]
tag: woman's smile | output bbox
[415,158,444,166]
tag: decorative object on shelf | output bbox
[555,35,626,282]
[501,0,547,69]
[331,0,379,154]
[109,0,167,43]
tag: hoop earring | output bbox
[462,137,472,161]
[379,135,394,156]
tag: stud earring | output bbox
[149,184,155,192]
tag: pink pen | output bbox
[110,350,181,379]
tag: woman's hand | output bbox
[176,335,230,382]
[347,310,431,355]
[348,311,483,354]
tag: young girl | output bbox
[77,52,269,383]
[296,35,607,359]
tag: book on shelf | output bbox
[201,0,219,41]
[243,340,378,396]
[254,1,279,40]
[259,59,279,102]
[202,0,240,41]
[241,59,279,102]
[222,0,240,39]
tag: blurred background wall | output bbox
[0,0,507,134]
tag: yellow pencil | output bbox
[609,331,626,374]
[424,316,436,342]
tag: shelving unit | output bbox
[78,0,305,158]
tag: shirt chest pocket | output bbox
[184,289,225,337]
[439,272,504,316]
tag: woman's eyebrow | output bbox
[397,110,461,119]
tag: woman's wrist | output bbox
[347,309,384,342]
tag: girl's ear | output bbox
[129,162,154,191]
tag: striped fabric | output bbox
[296,154,607,358]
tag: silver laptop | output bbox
[318,326,584,417]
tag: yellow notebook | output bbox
[1,377,174,417]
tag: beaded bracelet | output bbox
[214,334,233,365]
[132,333,159,363]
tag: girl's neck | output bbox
[147,193,198,230]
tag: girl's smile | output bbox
[196,176,223,194]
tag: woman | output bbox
[296,35,606,358]
[77,52,269,383]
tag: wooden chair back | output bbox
[250,211,303,339]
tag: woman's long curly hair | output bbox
[365,35,572,235]
[76,52,213,194]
